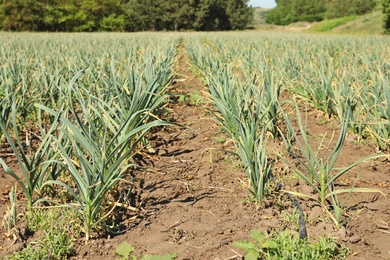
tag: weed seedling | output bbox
[233,229,349,260]
[114,242,177,260]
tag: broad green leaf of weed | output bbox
[114,242,135,260]
[250,229,264,244]
[141,252,178,260]
[245,249,260,260]
[232,240,256,251]
[178,95,186,102]
[262,240,278,249]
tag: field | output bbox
[0,32,389,259]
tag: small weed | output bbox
[224,154,242,173]
[316,119,329,126]
[115,242,135,260]
[178,95,187,103]
[215,135,227,144]
[242,195,258,205]
[188,91,205,106]
[281,209,300,229]
[177,91,205,106]
[233,229,349,260]
[6,208,79,260]
[351,138,370,146]
[114,241,178,260]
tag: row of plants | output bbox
[190,32,390,152]
[0,33,180,258]
[186,33,387,237]
[1,32,389,259]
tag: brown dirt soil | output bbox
[1,48,390,260]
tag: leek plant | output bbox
[39,63,176,240]
[280,100,386,228]
[203,65,273,203]
[0,34,179,240]
[366,77,390,152]
[0,103,62,209]
[187,37,281,203]
[0,95,11,145]
[295,66,336,118]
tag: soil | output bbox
[0,45,390,260]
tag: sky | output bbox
[248,0,276,8]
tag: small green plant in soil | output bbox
[280,102,385,228]
[188,91,205,106]
[233,229,349,260]
[177,91,205,106]
[114,242,177,260]
[281,209,300,230]
[2,185,17,240]
[5,208,80,260]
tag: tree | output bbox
[1,0,46,31]
[384,0,390,33]
[226,0,254,30]
[325,0,375,19]
[159,0,197,31]
[0,0,253,31]
[292,0,325,22]
[73,0,126,31]
[266,0,375,25]
[266,0,298,25]
[42,1,80,31]
[124,0,164,31]
[193,0,229,31]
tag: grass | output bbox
[233,229,349,260]
[6,208,80,260]
[307,16,357,32]
[330,11,384,35]
[306,11,384,35]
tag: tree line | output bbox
[266,0,379,25]
[0,0,254,32]
[384,0,390,33]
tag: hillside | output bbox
[305,11,383,34]
[329,11,383,34]
[251,9,384,35]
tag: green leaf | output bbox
[250,229,264,244]
[232,240,256,251]
[262,240,278,249]
[114,242,135,258]
[245,249,260,260]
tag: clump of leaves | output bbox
[114,242,178,260]
[5,208,79,260]
[233,229,349,260]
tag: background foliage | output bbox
[0,0,254,31]
[266,0,379,25]
[384,0,390,33]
